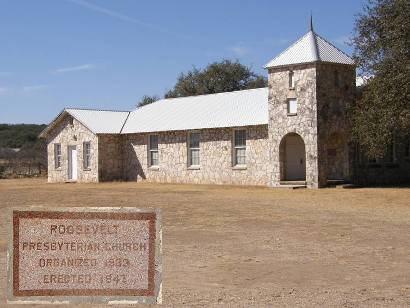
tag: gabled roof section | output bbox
[264,28,354,68]
[121,88,268,134]
[39,108,130,138]
[66,108,130,134]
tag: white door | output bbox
[68,146,77,181]
[285,135,306,180]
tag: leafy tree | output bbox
[137,95,160,108]
[0,124,46,148]
[165,59,267,98]
[351,0,410,158]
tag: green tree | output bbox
[351,0,410,158]
[165,59,267,98]
[137,95,160,108]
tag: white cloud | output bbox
[53,64,96,74]
[229,45,249,57]
[23,85,48,92]
[66,0,189,39]
[0,87,9,95]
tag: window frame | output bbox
[289,70,295,89]
[187,131,200,168]
[405,136,410,158]
[233,129,247,167]
[148,134,159,167]
[83,141,91,169]
[54,143,62,169]
[287,98,298,115]
[384,141,397,164]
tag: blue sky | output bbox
[0,0,366,124]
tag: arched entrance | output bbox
[279,133,306,181]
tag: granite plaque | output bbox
[8,207,162,304]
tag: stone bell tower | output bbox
[265,18,356,188]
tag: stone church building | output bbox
[40,25,410,188]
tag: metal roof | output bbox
[65,108,130,134]
[121,87,268,133]
[39,108,130,137]
[40,88,268,137]
[265,30,355,68]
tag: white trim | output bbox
[233,128,247,167]
[287,98,298,116]
[83,141,91,170]
[54,143,62,169]
[148,134,159,167]
[187,131,200,168]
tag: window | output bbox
[367,157,379,164]
[405,137,410,158]
[83,142,91,169]
[148,135,159,166]
[234,129,246,166]
[69,117,74,126]
[188,132,200,167]
[287,99,297,115]
[54,143,61,169]
[385,142,396,163]
[289,71,295,88]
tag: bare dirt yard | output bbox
[0,179,409,307]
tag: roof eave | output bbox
[265,59,355,70]
[38,109,67,139]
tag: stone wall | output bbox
[123,125,270,186]
[46,114,98,183]
[98,134,124,181]
[316,63,356,184]
[267,64,320,188]
[267,63,356,187]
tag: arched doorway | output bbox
[280,133,306,181]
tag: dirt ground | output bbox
[0,179,409,307]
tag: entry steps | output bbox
[278,180,356,189]
[327,180,356,188]
[278,181,307,189]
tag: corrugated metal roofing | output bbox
[65,108,130,134]
[121,88,268,134]
[265,30,354,68]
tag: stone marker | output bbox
[8,207,162,304]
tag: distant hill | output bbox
[0,124,47,178]
[0,124,46,148]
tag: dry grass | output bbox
[1,179,410,307]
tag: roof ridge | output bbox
[119,111,131,134]
[66,107,130,113]
[311,31,320,61]
[163,87,268,101]
[133,87,268,111]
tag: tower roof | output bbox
[265,22,355,68]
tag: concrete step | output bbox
[278,184,307,189]
[278,181,307,189]
[280,181,306,185]
[327,179,346,186]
